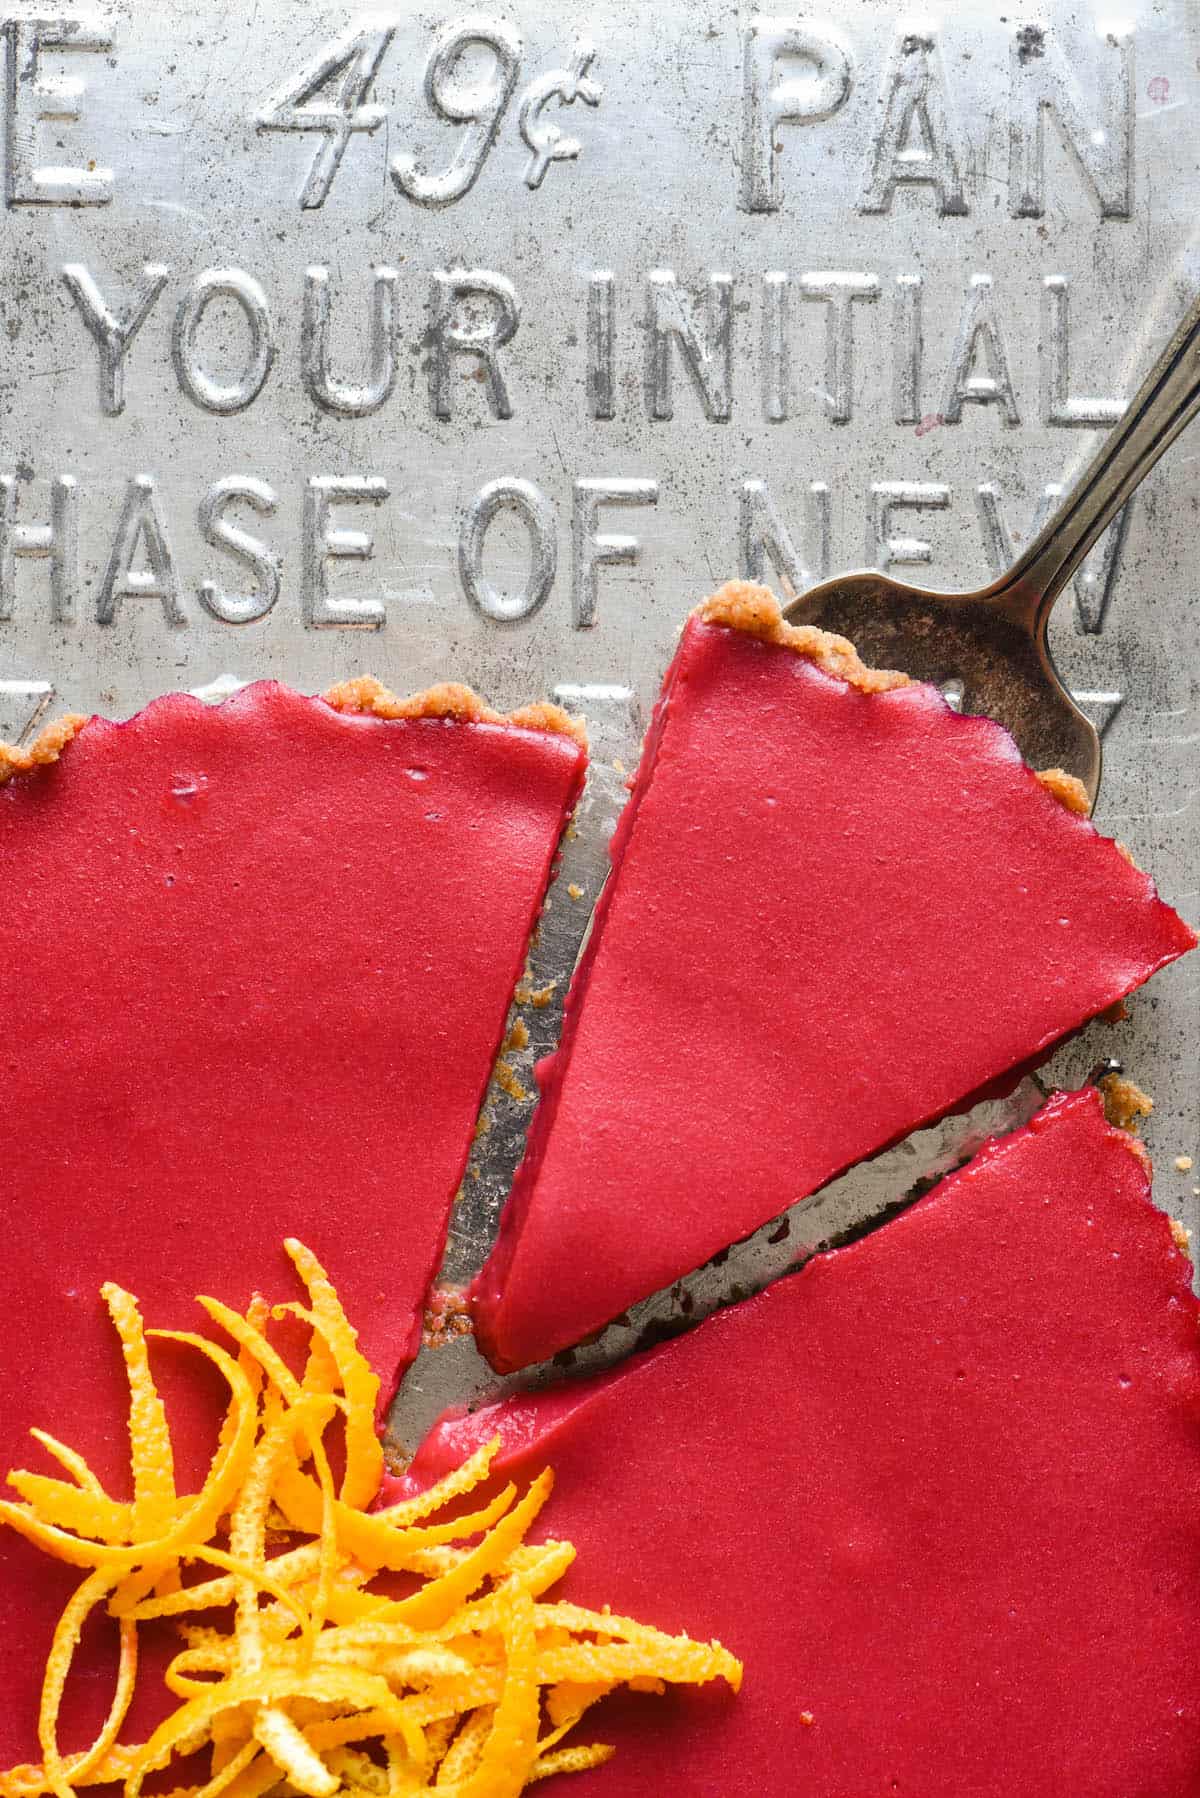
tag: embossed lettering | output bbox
[459,477,557,623]
[975,481,1059,576]
[429,270,520,420]
[572,477,657,628]
[893,273,923,424]
[302,475,388,630]
[62,264,169,417]
[762,272,789,422]
[172,270,276,415]
[740,477,830,597]
[519,41,602,188]
[98,476,184,628]
[0,474,78,623]
[257,24,393,209]
[1009,23,1132,219]
[741,17,852,213]
[799,272,879,424]
[974,479,1134,633]
[551,682,640,757]
[587,272,615,420]
[940,275,1020,425]
[303,266,399,418]
[1041,276,1124,426]
[868,481,950,568]
[1070,691,1124,738]
[859,28,967,216]
[646,271,733,422]
[393,19,521,206]
[5,19,113,206]
[198,478,281,625]
[0,680,54,744]
[1067,500,1134,633]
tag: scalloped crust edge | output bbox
[321,675,587,749]
[0,607,1102,825]
[699,581,1090,818]
[697,580,912,696]
[0,678,587,789]
[0,713,89,787]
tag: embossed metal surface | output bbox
[0,1,1195,1449]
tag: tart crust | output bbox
[0,676,586,788]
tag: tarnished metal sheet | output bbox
[0,1,1194,1445]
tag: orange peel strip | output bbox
[209,1754,281,1798]
[542,1681,611,1733]
[101,1288,177,1545]
[0,1748,143,1798]
[38,1569,137,1798]
[7,1475,135,1545]
[28,1433,108,1500]
[117,1543,324,1623]
[528,1744,615,1784]
[251,1709,337,1798]
[283,1240,382,1509]
[214,1296,269,1466]
[0,1339,256,1574]
[300,1712,410,1753]
[194,1300,304,1407]
[227,1395,334,1674]
[435,1706,493,1785]
[391,1673,505,1730]
[192,1741,260,1798]
[536,1640,742,1690]
[456,1586,540,1797]
[0,1245,744,1797]
[389,1472,554,1634]
[373,1438,500,1528]
[273,1469,519,1576]
[128,1669,423,1798]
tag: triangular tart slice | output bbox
[410,1088,1200,1795]
[472,583,1195,1370]
[0,676,584,1762]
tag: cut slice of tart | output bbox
[471,583,1196,1371]
[405,1087,1200,1796]
[0,677,584,1765]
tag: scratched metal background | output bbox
[0,1,1195,1449]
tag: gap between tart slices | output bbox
[468,581,1196,1375]
[394,1085,1200,1798]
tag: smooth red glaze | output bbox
[408,1090,1200,1796]
[472,618,1196,1370]
[0,683,584,1761]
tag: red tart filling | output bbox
[408,1088,1200,1796]
[0,679,584,1764]
[472,583,1196,1371]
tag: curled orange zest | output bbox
[0,1248,742,1796]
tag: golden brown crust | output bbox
[322,675,587,750]
[1098,1072,1154,1136]
[696,581,911,695]
[700,586,1107,828]
[1,674,586,793]
[493,1059,530,1104]
[1034,767,1091,816]
[0,713,89,787]
[423,1285,473,1350]
[1170,1218,1193,1262]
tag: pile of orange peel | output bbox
[0,1241,742,1798]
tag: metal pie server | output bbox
[783,288,1200,806]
